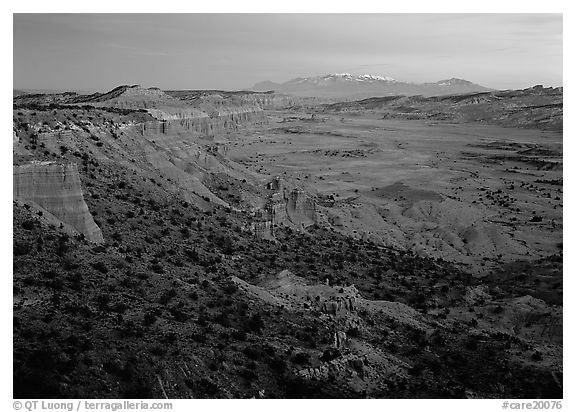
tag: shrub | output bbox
[222,283,238,295]
[91,261,108,274]
[230,329,247,341]
[239,368,257,382]
[142,311,157,327]
[321,348,340,362]
[347,327,361,338]
[245,313,264,333]
[158,288,177,305]
[196,378,219,397]
[292,352,310,365]
[13,242,30,256]
[191,333,207,343]
[94,293,111,311]
[169,306,189,322]
[244,346,265,361]
[532,351,543,361]
[21,220,36,230]
[150,263,164,274]
[268,357,286,373]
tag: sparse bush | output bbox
[230,329,247,341]
[268,357,286,373]
[91,261,108,274]
[150,263,164,274]
[158,288,177,305]
[531,351,543,361]
[13,242,30,256]
[321,348,341,362]
[347,327,361,338]
[292,352,310,365]
[244,313,264,333]
[94,293,111,311]
[142,311,157,327]
[169,306,189,322]
[222,283,238,295]
[21,220,36,230]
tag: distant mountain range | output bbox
[250,73,493,98]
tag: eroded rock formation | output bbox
[252,177,318,238]
[286,189,317,227]
[321,294,356,316]
[251,220,274,241]
[13,161,104,242]
[333,331,347,349]
[140,106,267,137]
[296,354,366,380]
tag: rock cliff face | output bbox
[164,89,321,110]
[238,93,316,109]
[27,85,270,137]
[333,331,347,349]
[75,85,182,109]
[286,189,317,227]
[268,188,317,228]
[251,221,274,241]
[251,184,318,238]
[140,106,267,137]
[296,353,366,380]
[320,293,357,316]
[13,162,103,243]
[326,85,563,131]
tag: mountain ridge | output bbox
[250,73,493,99]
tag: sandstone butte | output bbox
[13,161,104,243]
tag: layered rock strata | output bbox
[252,177,318,238]
[140,106,267,137]
[13,161,104,243]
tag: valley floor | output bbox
[228,112,563,276]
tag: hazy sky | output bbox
[13,13,562,91]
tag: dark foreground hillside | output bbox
[13,166,562,398]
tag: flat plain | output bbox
[230,112,563,274]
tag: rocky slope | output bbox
[13,87,272,212]
[13,190,562,398]
[165,89,329,111]
[324,85,563,131]
[14,85,269,136]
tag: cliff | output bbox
[265,188,317,228]
[286,189,317,227]
[140,105,267,136]
[237,93,318,109]
[13,162,104,243]
[76,85,270,135]
[325,86,563,131]
[251,180,318,238]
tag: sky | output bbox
[13,13,563,92]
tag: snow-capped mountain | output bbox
[283,73,397,86]
[251,73,492,99]
[433,78,480,87]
